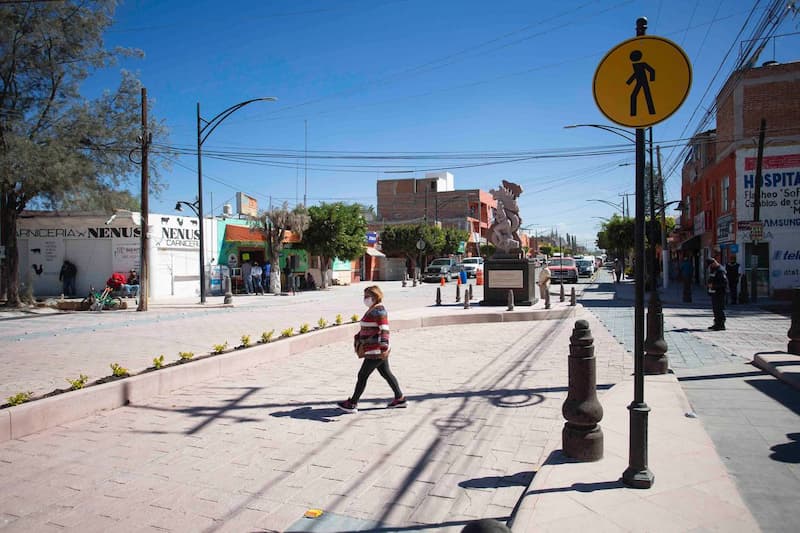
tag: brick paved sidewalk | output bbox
[0,307,629,532]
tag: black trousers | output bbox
[351,358,403,403]
[711,292,726,326]
[728,279,739,304]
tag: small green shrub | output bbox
[110,363,129,377]
[281,327,294,338]
[179,351,195,361]
[317,317,327,329]
[335,314,343,325]
[299,323,310,334]
[351,314,359,323]
[153,355,165,369]
[66,374,89,390]
[241,334,251,347]
[260,330,275,343]
[7,391,33,406]
[212,342,228,354]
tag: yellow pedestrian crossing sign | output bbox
[593,35,691,128]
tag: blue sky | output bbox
[98,0,800,247]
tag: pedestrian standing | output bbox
[680,254,694,302]
[59,260,77,297]
[725,256,741,305]
[241,260,253,294]
[538,262,551,302]
[706,258,728,331]
[284,256,295,295]
[337,285,406,413]
[251,262,264,295]
[614,258,622,283]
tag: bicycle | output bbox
[81,287,123,312]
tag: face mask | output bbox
[363,297,374,307]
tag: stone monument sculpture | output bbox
[481,180,538,306]
[489,180,523,257]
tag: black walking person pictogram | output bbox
[626,50,656,116]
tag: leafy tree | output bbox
[0,1,169,306]
[303,202,367,289]
[439,226,469,256]
[380,224,442,272]
[479,243,496,258]
[251,203,309,293]
[597,215,634,264]
[539,245,552,257]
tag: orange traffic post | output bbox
[440,276,446,287]
[476,270,484,286]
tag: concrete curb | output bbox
[752,352,800,391]
[510,372,759,531]
[1,306,576,443]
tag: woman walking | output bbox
[337,285,406,413]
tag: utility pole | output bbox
[138,87,151,312]
[750,118,766,302]
[657,146,668,289]
[304,119,308,207]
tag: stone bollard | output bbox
[788,287,800,355]
[456,283,461,303]
[464,293,471,309]
[436,287,442,306]
[644,291,669,374]
[402,273,407,288]
[223,275,234,305]
[560,281,565,303]
[413,277,418,287]
[507,289,515,311]
[570,286,576,306]
[562,320,604,461]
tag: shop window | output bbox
[722,176,730,211]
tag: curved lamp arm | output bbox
[564,123,635,144]
[586,199,624,213]
[199,97,278,146]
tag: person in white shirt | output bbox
[251,262,264,295]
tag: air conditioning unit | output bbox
[222,204,233,217]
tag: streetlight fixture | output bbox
[587,198,625,217]
[175,200,199,216]
[564,123,636,143]
[196,97,277,303]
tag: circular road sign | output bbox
[416,239,426,251]
[593,35,691,128]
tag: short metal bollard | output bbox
[402,273,407,288]
[223,275,233,305]
[507,289,514,311]
[562,319,604,461]
[788,287,800,355]
[560,281,565,302]
[456,283,461,303]
[464,293,470,309]
[436,287,442,306]
[545,288,551,309]
[570,286,576,306]
[468,283,473,301]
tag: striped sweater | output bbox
[355,303,390,359]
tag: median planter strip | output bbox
[2,306,575,442]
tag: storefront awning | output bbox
[365,247,385,257]
[224,225,266,242]
[680,235,702,251]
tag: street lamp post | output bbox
[587,199,625,216]
[196,97,277,303]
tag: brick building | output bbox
[375,172,497,256]
[678,60,800,298]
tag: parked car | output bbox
[549,257,579,283]
[576,258,595,277]
[459,257,484,278]
[423,257,460,282]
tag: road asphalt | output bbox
[0,269,797,532]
